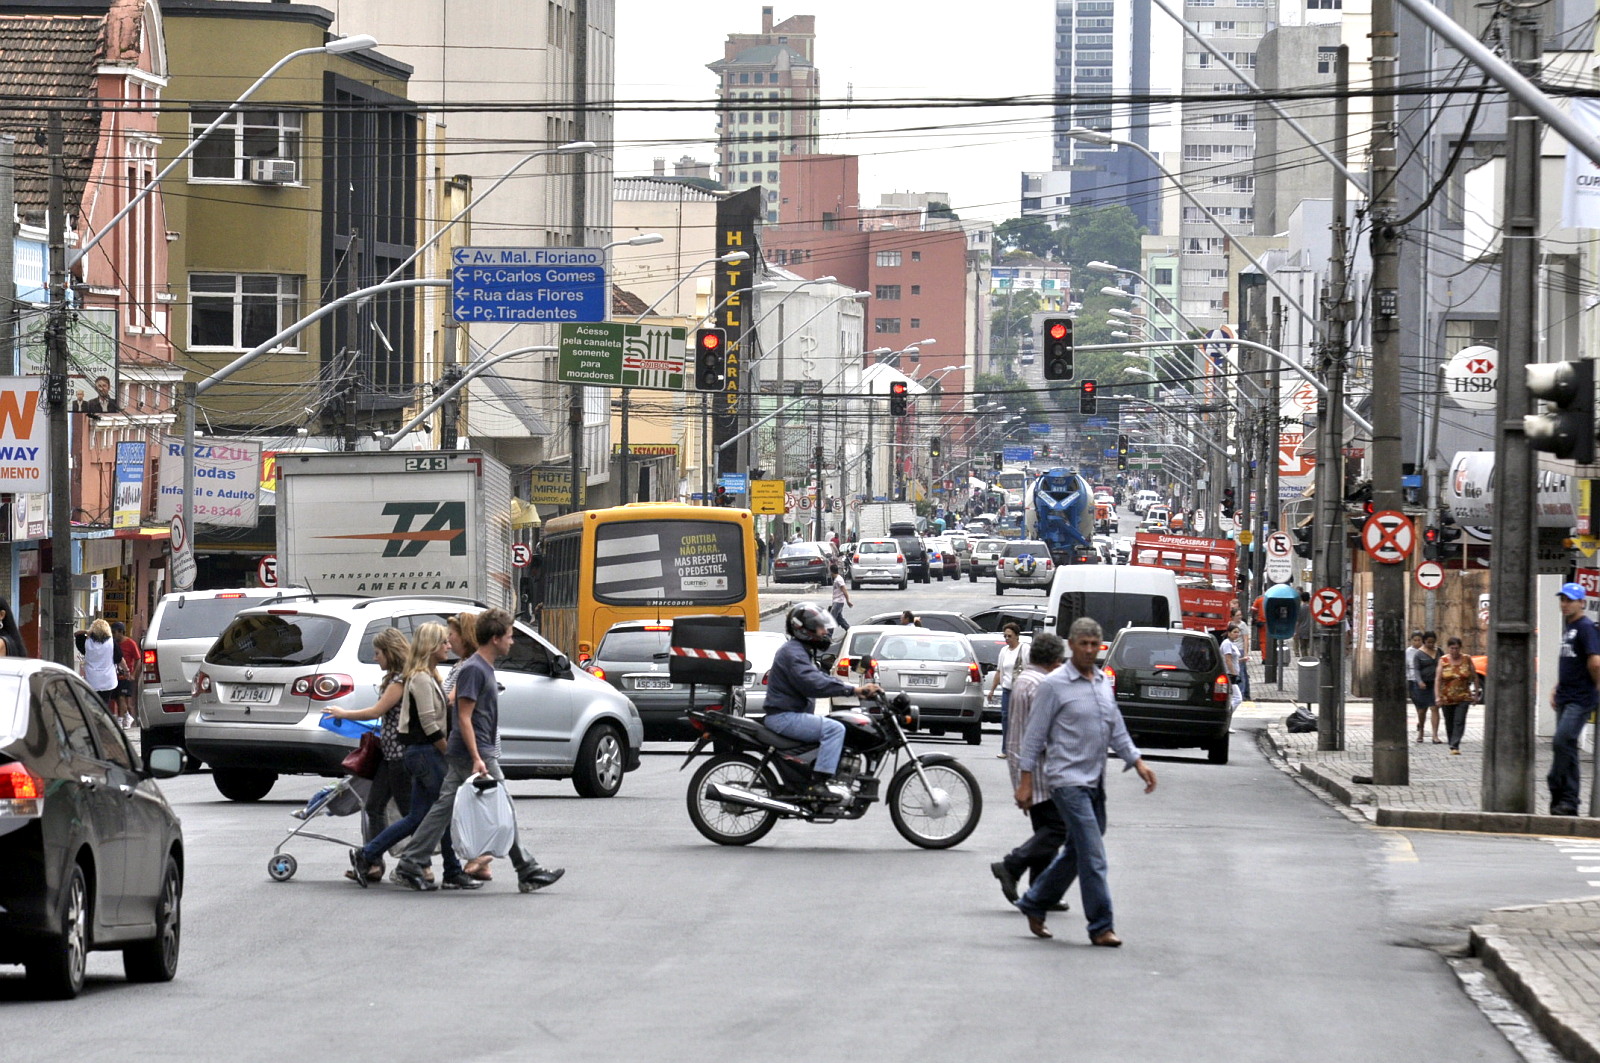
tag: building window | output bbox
[909,318,921,329]
[190,109,303,181]
[739,73,749,84]
[767,151,778,162]
[753,112,763,124]
[1153,268,1173,286]
[873,318,902,334]
[189,273,302,348]
[875,284,902,300]
[753,72,764,84]
[769,112,781,122]
[768,170,778,182]
[738,151,749,163]
[876,250,902,267]
[911,251,921,262]
[739,112,748,124]
[1308,0,1342,8]
[910,285,921,295]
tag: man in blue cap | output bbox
[1549,582,1600,816]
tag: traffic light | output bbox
[1043,317,1074,381]
[930,436,942,459]
[890,379,908,416]
[1437,514,1462,560]
[712,484,731,506]
[1525,359,1595,464]
[1079,378,1098,415]
[1292,524,1313,558]
[694,328,727,392]
[1117,433,1129,471]
[1422,525,1441,561]
[991,451,1004,469]
[1222,486,1236,518]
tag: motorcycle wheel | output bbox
[686,753,781,846]
[887,760,982,849]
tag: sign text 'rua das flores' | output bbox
[450,246,607,324]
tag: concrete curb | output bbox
[758,600,792,620]
[1472,925,1600,1063]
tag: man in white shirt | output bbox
[828,565,851,631]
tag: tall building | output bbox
[708,6,819,224]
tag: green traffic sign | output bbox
[557,322,688,389]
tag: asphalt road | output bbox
[3,542,1579,1061]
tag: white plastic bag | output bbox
[451,773,517,858]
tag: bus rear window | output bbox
[593,520,747,607]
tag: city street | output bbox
[2,570,1582,1062]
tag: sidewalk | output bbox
[1262,709,1600,1062]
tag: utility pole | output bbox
[1317,46,1353,751]
[568,0,589,513]
[1366,15,1408,783]
[438,319,462,449]
[342,231,363,452]
[45,113,73,667]
[1265,303,1283,683]
[1482,8,1542,813]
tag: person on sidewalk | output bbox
[393,609,564,892]
[1221,623,1244,710]
[1548,584,1600,816]
[992,632,1067,906]
[1434,636,1478,755]
[1412,631,1441,744]
[988,624,1024,757]
[1010,617,1158,947]
[828,565,852,632]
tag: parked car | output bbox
[995,540,1056,595]
[138,587,310,767]
[0,658,185,998]
[927,537,962,580]
[861,610,982,635]
[968,538,1006,581]
[772,542,832,586]
[968,630,1033,724]
[1102,626,1233,764]
[966,605,1049,633]
[860,629,985,744]
[893,535,931,584]
[738,630,788,720]
[847,538,909,590]
[187,595,643,801]
[586,619,759,740]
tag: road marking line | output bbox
[1575,866,1600,873]
[1382,834,1418,862]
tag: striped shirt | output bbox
[1005,663,1054,805]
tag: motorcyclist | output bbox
[765,602,881,803]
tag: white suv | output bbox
[995,540,1057,595]
[186,595,643,802]
[847,538,909,589]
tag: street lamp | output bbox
[632,250,751,322]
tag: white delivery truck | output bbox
[275,451,515,611]
[854,501,916,541]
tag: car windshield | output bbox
[872,635,970,663]
[859,541,897,554]
[207,613,351,667]
[157,594,282,640]
[778,544,821,559]
[1003,542,1049,557]
[597,630,673,660]
[1054,593,1173,639]
[1111,632,1219,672]
[976,540,1004,553]
[847,629,890,656]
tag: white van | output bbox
[1045,564,1182,640]
[1133,490,1161,515]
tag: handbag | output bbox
[451,773,518,858]
[340,731,382,779]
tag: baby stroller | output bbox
[265,718,375,882]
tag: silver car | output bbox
[861,629,985,745]
[739,630,788,719]
[848,538,909,589]
[995,540,1056,595]
[186,595,643,802]
[968,538,1005,582]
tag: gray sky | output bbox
[613,2,1054,224]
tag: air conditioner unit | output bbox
[248,158,298,185]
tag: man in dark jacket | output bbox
[764,602,879,803]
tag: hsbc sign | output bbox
[1443,345,1498,412]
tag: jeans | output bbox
[830,602,850,631]
[1549,700,1595,811]
[1238,660,1250,699]
[999,687,1013,749]
[1003,798,1067,884]
[1015,783,1113,938]
[1440,702,1470,750]
[362,758,412,847]
[763,710,845,776]
[359,744,463,875]
[400,752,533,874]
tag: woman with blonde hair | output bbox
[77,618,120,709]
[346,622,479,891]
[325,627,411,883]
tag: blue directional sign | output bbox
[1002,445,1035,464]
[1029,422,1051,435]
[718,473,749,493]
[450,246,607,324]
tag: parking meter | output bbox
[1263,584,1299,641]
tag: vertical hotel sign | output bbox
[713,187,763,476]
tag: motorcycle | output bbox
[680,691,983,849]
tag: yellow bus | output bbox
[538,503,760,663]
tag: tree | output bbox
[994,215,1057,259]
[1057,205,1143,274]
[989,287,1042,367]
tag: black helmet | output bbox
[785,601,835,648]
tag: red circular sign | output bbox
[512,543,532,568]
[257,555,278,588]
[1310,587,1347,627]
[1414,561,1445,591]
[1362,510,1415,564]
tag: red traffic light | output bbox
[1423,526,1440,544]
[1047,322,1069,341]
[1081,380,1097,394]
[890,381,908,397]
[699,332,721,350]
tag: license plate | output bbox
[1144,686,1184,699]
[227,684,274,704]
[633,677,673,691]
[904,674,942,689]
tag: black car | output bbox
[966,605,1049,633]
[1102,627,1233,764]
[893,536,931,584]
[862,610,982,635]
[1,659,185,998]
[772,542,831,586]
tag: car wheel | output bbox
[964,726,982,746]
[898,579,907,591]
[123,855,181,983]
[212,767,277,803]
[572,722,626,798]
[1207,735,1230,765]
[851,581,860,591]
[968,572,976,583]
[26,863,89,999]
[995,583,1005,596]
